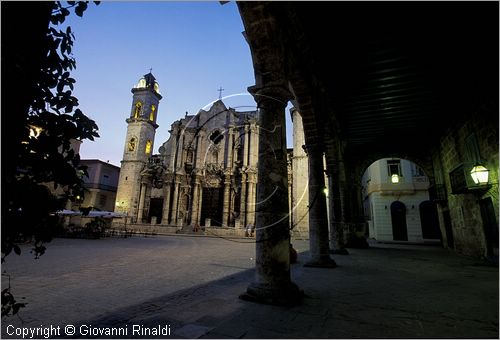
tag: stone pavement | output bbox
[1,235,498,339]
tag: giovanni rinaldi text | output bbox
[5,324,172,338]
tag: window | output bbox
[149,104,156,121]
[99,194,107,207]
[465,133,481,163]
[102,174,109,185]
[145,140,152,154]
[128,137,136,152]
[209,130,223,144]
[412,164,425,177]
[134,101,143,118]
[387,159,402,176]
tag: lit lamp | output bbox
[391,174,400,184]
[470,164,489,185]
[323,187,329,197]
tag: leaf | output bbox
[75,2,88,17]
[61,7,70,17]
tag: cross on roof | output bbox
[217,86,224,100]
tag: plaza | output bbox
[2,235,498,338]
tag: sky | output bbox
[62,1,294,167]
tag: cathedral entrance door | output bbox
[200,187,223,227]
[148,198,163,224]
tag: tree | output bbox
[1,1,100,317]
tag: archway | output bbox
[391,201,408,241]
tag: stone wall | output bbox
[434,111,498,258]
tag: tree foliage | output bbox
[1,1,100,317]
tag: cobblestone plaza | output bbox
[2,236,498,338]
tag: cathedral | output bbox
[114,72,259,231]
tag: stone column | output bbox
[303,144,337,267]
[194,130,205,169]
[169,127,179,172]
[339,161,350,246]
[247,175,257,227]
[326,162,349,255]
[246,176,254,227]
[239,85,302,305]
[191,176,201,226]
[226,126,234,168]
[243,124,250,167]
[176,133,185,169]
[240,172,247,227]
[137,181,147,223]
[171,179,180,226]
[197,185,203,225]
[161,180,172,224]
[250,123,259,166]
[222,171,231,227]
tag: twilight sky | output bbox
[63,1,294,167]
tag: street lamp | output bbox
[470,164,489,185]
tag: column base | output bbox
[304,257,337,268]
[330,248,349,255]
[239,281,303,306]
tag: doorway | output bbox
[148,198,163,224]
[419,200,442,240]
[391,201,408,241]
[479,197,499,258]
[200,187,223,226]
[442,209,454,249]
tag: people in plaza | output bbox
[245,224,255,237]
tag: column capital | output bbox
[325,160,343,176]
[248,84,292,107]
[302,143,324,156]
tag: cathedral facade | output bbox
[114,73,259,230]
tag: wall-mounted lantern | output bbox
[391,174,400,184]
[470,164,489,185]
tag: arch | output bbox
[209,130,223,145]
[145,140,152,155]
[149,104,156,121]
[134,101,143,118]
[357,154,433,185]
[419,200,442,240]
[390,201,408,241]
[128,136,137,152]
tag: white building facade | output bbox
[362,158,442,243]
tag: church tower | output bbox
[115,72,162,221]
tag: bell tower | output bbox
[115,72,163,220]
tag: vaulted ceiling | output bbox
[289,2,498,158]
[239,2,499,163]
